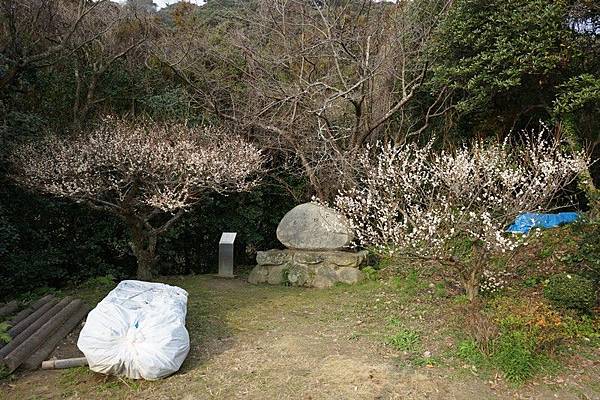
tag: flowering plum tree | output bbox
[334,128,590,300]
[11,118,264,280]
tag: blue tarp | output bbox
[506,212,579,234]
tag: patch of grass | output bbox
[452,294,470,305]
[456,339,486,366]
[387,316,403,327]
[62,277,116,307]
[60,366,143,397]
[5,273,597,398]
[96,377,142,394]
[434,282,447,298]
[362,266,379,281]
[0,364,10,380]
[456,334,561,385]
[60,366,93,387]
[347,331,361,340]
[480,296,583,384]
[15,286,62,303]
[80,274,116,289]
[0,321,11,344]
[492,331,538,384]
[561,315,600,345]
[386,329,421,352]
[412,355,441,367]
[393,269,427,298]
[586,379,600,393]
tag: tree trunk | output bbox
[461,244,487,302]
[126,216,158,281]
[463,271,480,302]
[134,241,156,281]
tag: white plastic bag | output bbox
[77,280,190,380]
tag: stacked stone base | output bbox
[248,249,368,288]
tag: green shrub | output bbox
[361,266,378,281]
[492,331,539,384]
[466,296,596,384]
[544,273,596,312]
[0,175,298,300]
[564,223,600,285]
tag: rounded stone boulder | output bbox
[276,203,353,250]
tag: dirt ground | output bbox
[1,275,599,400]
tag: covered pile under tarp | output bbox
[77,280,190,380]
[506,212,579,234]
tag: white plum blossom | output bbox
[333,126,589,300]
[479,269,512,294]
[13,117,263,212]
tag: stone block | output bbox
[294,252,326,265]
[256,250,291,266]
[312,265,338,288]
[337,267,364,285]
[248,265,269,284]
[267,265,287,285]
[286,264,311,286]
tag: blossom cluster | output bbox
[479,269,512,294]
[11,117,265,213]
[333,127,589,260]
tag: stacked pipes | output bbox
[0,295,89,373]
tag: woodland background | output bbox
[1,0,599,299]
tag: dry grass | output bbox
[0,272,599,400]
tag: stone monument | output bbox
[248,203,368,288]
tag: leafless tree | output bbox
[68,1,151,127]
[155,0,453,198]
[0,0,150,127]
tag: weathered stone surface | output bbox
[248,265,269,284]
[249,248,368,288]
[337,267,364,285]
[256,250,292,266]
[312,266,338,288]
[267,265,287,285]
[294,252,326,265]
[323,250,369,267]
[276,203,353,250]
[286,265,310,286]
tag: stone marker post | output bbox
[218,232,237,278]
